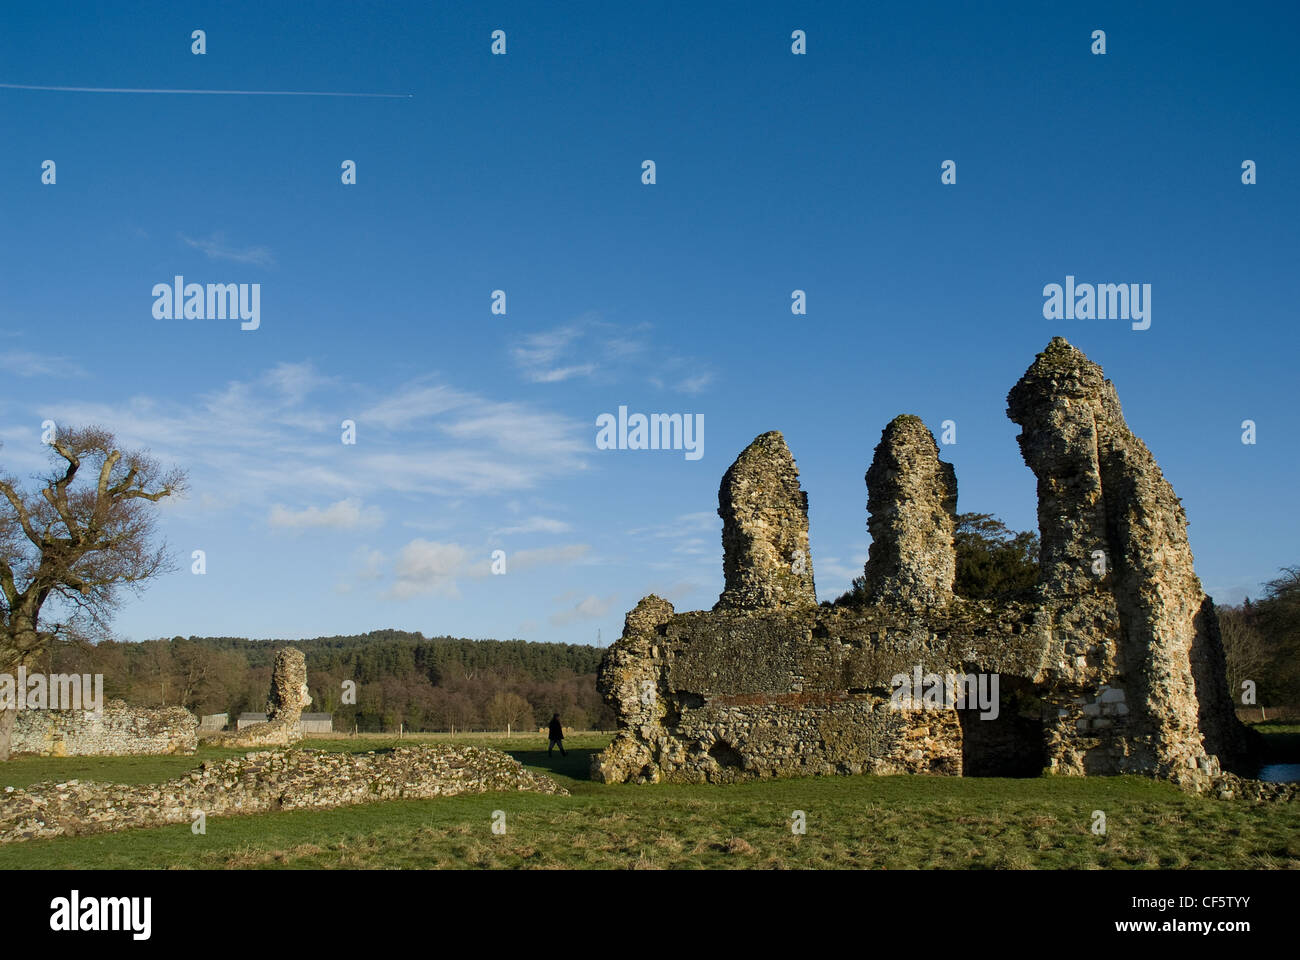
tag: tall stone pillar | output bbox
[715,431,817,610]
[1007,337,1249,777]
[1005,338,1113,597]
[862,415,957,608]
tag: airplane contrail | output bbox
[0,82,411,98]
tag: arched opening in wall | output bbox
[958,675,1046,777]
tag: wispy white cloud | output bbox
[511,544,591,571]
[512,316,713,394]
[384,539,590,599]
[264,361,332,405]
[626,512,721,567]
[333,545,387,595]
[531,364,597,383]
[358,382,475,430]
[268,497,384,531]
[354,546,386,580]
[27,362,592,511]
[549,592,618,626]
[512,325,594,383]
[493,516,572,536]
[627,511,719,540]
[0,350,87,379]
[389,539,473,599]
[674,373,713,395]
[815,553,868,598]
[439,402,589,460]
[647,357,715,395]
[180,232,276,268]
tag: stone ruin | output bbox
[201,647,311,748]
[0,744,567,843]
[592,338,1255,791]
[13,701,197,757]
[6,648,311,757]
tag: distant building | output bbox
[300,713,333,734]
[198,713,229,732]
[236,712,332,733]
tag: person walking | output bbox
[547,713,567,757]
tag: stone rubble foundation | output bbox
[0,744,567,843]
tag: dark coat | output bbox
[548,718,564,740]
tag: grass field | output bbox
[0,728,1296,870]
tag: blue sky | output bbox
[1,1,1296,646]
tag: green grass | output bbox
[0,733,608,790]
[1,728,1297,869]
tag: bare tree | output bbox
[1218,605,1269,708]
[0,426,185,759]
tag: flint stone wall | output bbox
[862,415,958,608]
[593,339,1255,793]
[716,431,817,610]
[0,744,567,843]
[12,700,197,757]
[201,647,310,749]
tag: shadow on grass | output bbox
[507,748,596,784]
[1255,726,1300,763]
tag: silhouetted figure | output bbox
[548,713,567,757]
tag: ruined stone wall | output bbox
[12,701,197,757]
[593,339,1253,790]
[0,745,567,843]
[593,596,1047,784]
[200,647,310,749]
[10,647,317,757]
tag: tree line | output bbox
[1217,566,1300,708]
[41,630,615,733]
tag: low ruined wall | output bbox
[0,745,567,843]
[12,700,197,757]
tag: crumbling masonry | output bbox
[200,647,311,748]
[593,338,1253,789]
